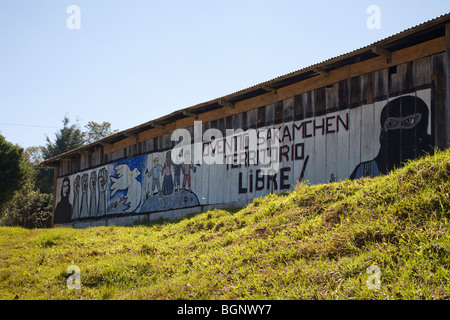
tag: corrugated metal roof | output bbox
[41,12,450,166]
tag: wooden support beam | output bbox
[43,161,60,167]
[124,132,138,145]
[313,67,329,77]
[78,150,93,155]
[124,132,137,138]
[372,46,392,63]
[262,84,277,93]
[218,99,234,108]
[151,123,165,129]
[60,155,76,160]
[183,111,198,119]
[100,141,114,146]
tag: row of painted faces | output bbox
[54,151,199,224]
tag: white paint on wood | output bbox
[336,109,350,181]
[416,88,432,135]
[55,88,434,225]
[348,106,362,176]
[360,103,376,163]
[313,115,327,184]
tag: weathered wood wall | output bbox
[51,34,450,227]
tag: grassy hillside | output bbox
[1,149,450,300]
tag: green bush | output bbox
[0,135,31,205]
[0,180,53,229]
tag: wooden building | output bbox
[42,13,450,228]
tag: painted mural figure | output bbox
[350,96,433,179]
[71,175,80,220]
[110,164,142,213]
[173,155,183,194]
[182,150,196,192]
[146,158,163,197]
[162,151,174,195]
[54,177,72,224]
[97,167,107,216]
[79,173,89,218]
[89,171,97,217]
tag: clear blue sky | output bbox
[1,1,449,149]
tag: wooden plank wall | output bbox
[52,40,450,227]
[56,36,447,183]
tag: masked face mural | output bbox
[54,177,73,224]
[376,95,433,173]
[351,95,433,179]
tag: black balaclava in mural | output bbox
[54,177,73,224]
[375,95,433,174]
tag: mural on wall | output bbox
[63,166,109,222]
[145,156,162,197]
[79,173,89,218]
[140,149,200,213]
[230,110,350,196]
[108,156,145,214]
[350,95,433,178]
[162,150,174,195]
[89,171,97,217]
[72,175,80,220]
[98,167,108,216]
[53,89,433,224]
[54,177,72,224]
[228,90,432,201]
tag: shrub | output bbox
[0,180,53,229]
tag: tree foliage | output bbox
[41,116,86,160]
[0,179,53,228]
[24,146,44,166]
[38,117,119,195]
[84,121,118,144]
[24,146,53,194]
[41,117,118,160]
[0,134,31,205]
[0,116,118,228]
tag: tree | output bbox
[84,121,119,144]
[42,116,86,160]
[41,117,119,159]
[36,117,120,195]
[23,146,52,194]
[0,134,31,206]
[0,179,53,228]
[24,146,44,166]
[39,116,85,198]
[0,117,119,228]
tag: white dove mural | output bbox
[110,164,142,213]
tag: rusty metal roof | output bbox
[41,12,450,167]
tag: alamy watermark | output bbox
[66,265,81,290]
[366,5,381,30]
[170,121,281,176]
[66,5,81,30]
[366,265,381,289]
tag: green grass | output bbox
[2,149,450,300]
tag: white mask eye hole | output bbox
[402,116,415,127]
[384,113,422,131]
[384,118,400,131]
[401,113,422,129]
